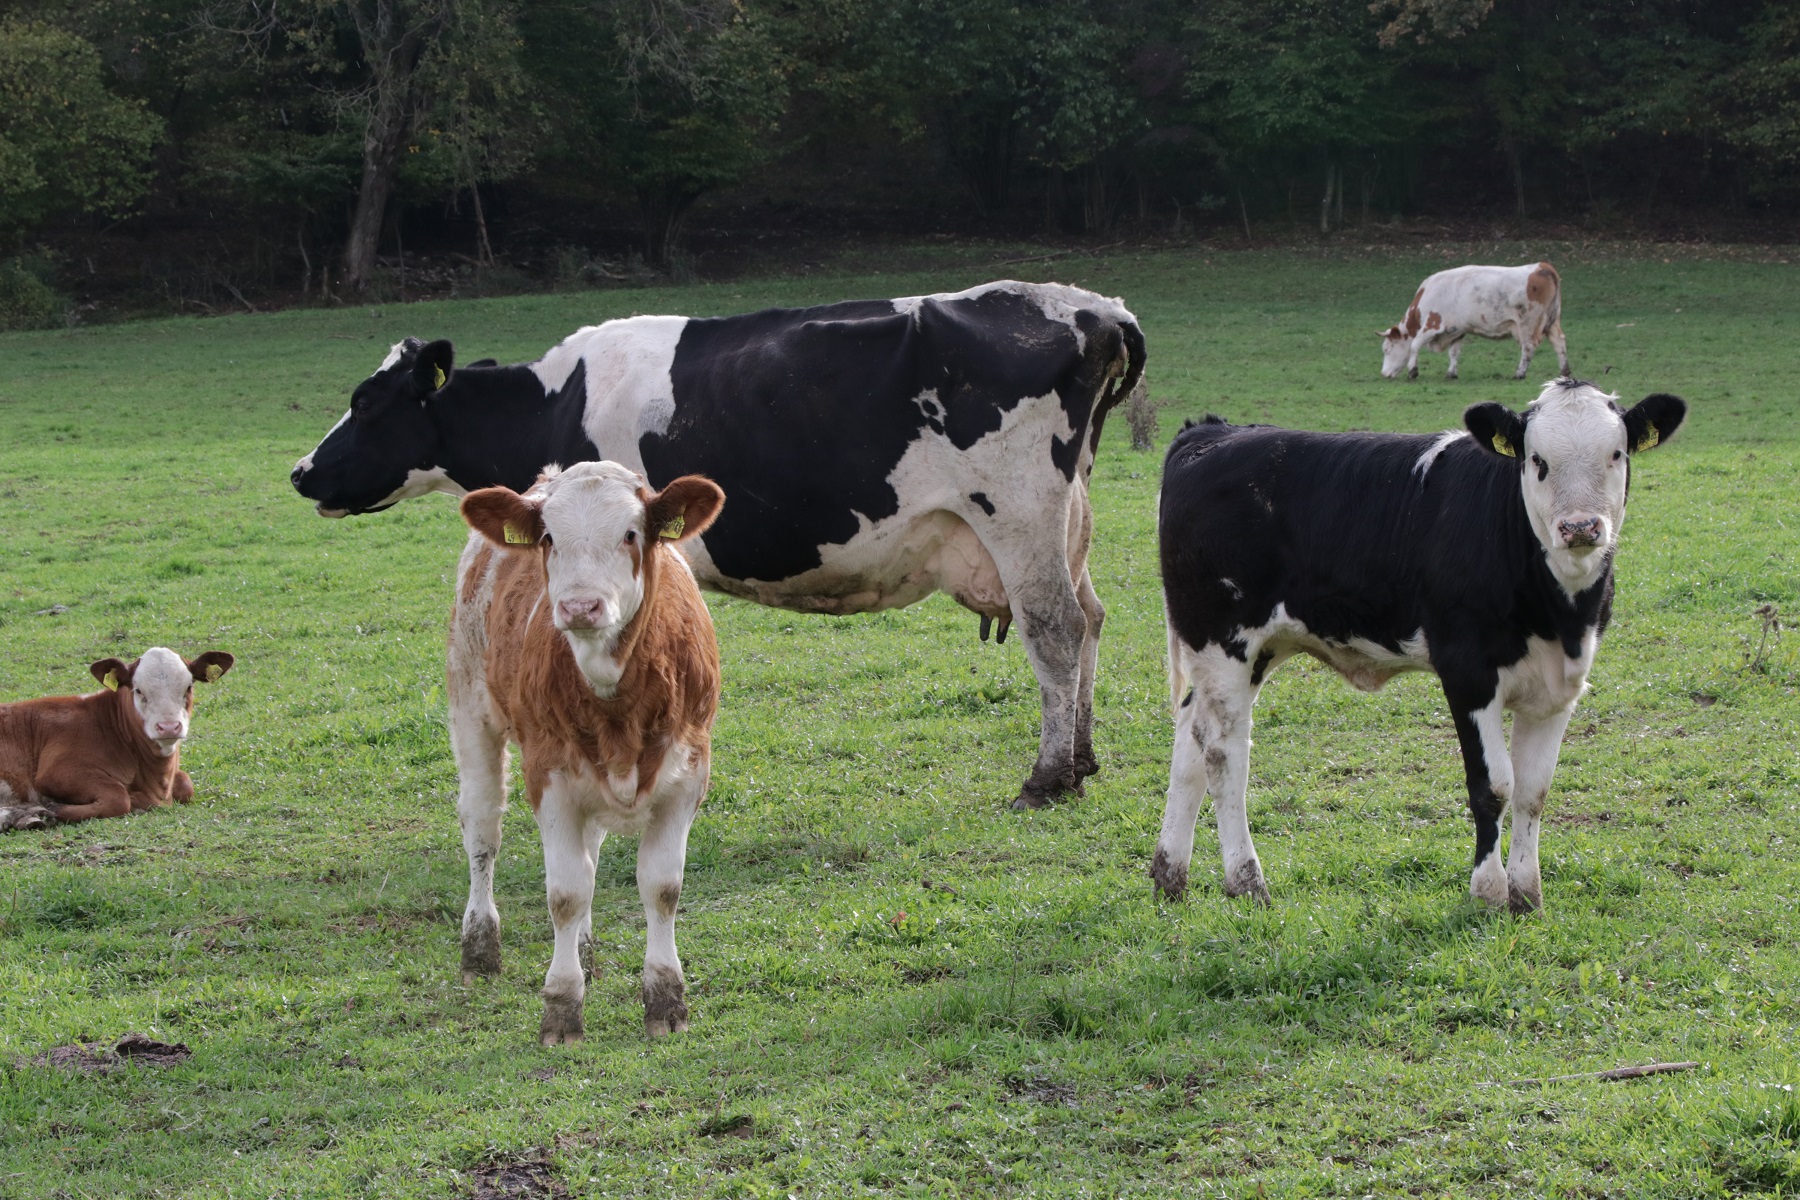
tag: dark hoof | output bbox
[1224,862,1271,907]
[1148,847,1188,900]
[0,806,54,831]
[1407,367,1418,380]
[1010,764,1081,810]
[1073,749,1101,781]
[540,993,584,1045]
[1507,884,1542,915]
[460,915,501,984]
[642,965,688,1039]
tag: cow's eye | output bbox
[1529,453,1548,482]
[624,529,637,545]
[1612,450,1623,462]
[540,533,554,549]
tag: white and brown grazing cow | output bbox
[1381,262,1569,381]
[450,460,725,1043]
[0,648,234,830]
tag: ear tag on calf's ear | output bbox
[1635,428,1659,452]
[433,366,446,390]
[503,522,533,545]
[1492,434,1516,457]
[659,514,685,540]
[205,663,224,682]
[103,670,120,691]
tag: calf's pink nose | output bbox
[1559,517,1603,546]
[154,720,184,738]
[556,597,606,628]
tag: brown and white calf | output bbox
[1381,262,1569,381]
[450,461,725,1042]
[0,648,235,830]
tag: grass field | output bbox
[1,243,1797,1199]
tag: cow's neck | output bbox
[93,691,179,783]
[432,365,597,494]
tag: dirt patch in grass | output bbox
[472,1158,565,1199]
[25,1033,192,1074]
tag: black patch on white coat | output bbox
[969,491,996,516]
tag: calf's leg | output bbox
[1547,321,1570,376]
[1152,641,1263,902]
[34,770,131,824]
[1504,706,1574,913]
[535,774,599,1045]
[637,769,703,1038]
[1448,686,1512,908]
[450,703,509,982]
[1445,338,1464,380]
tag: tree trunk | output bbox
[342,94,410,292]
[1319,160,1336,233]
[640,183,700,268]
[1500,129,1526,219]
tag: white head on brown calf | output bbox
[89,648,236,756]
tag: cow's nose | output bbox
[290,461,307,488]
[1559,517,1603,546]
[556,598,606,629]
[153,720,184,738]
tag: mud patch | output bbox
[698,1113,754,1138]
[471,1158,565,1200]
[1007,1075,1078,1107]
[27,1033,192,1075]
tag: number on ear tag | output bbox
[503,522,533,545]
[659,514,685,540]
[103,670,120,691]
[205,663,224,682]
[1635,428,1659,452]
[1492,434,1516,457]
[433,366,446,389]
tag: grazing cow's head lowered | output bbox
[1465,379,1686,594]
[1378,326,1412,379]
[291,337,458,517]
[461,463,724,693]
[88,648,235,756]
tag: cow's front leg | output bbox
[450,704,508,983]
[33,770,130,824]
[1152,642,1262,902]
[1445,338,1464,380]
[535,774,598,1045]
[1448,684,1512,908]
[992,533,1088,809]
[1504,706,1574,913]
[637,770,703,1038]
[579,818,606,981]
[1072,566,1105,781]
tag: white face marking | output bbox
[370,465,466,508]
[1380,333,1411,378]
[378,340,409,371]
[534,462,653,695]
[127,647,195,755]
[1517,382,1631,596]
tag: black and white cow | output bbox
[291,281,1146,807]
[1150,379,1686,912]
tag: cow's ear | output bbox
[187,651,234,684]
[645,475,725,544]
[412,339,455,396]
[90,657,133,691]
[462,487,545,549]
[1464,402,1526,460]
[1621,392,1687,454]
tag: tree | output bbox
[0,18,161,241]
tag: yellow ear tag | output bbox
[503,522,533,545]
[433,365,446,389]
[205,663,224,682]
[1635,428,1659,452]
[1492,434,1516,457]
[659,514,685,540]
[103,670,120,691]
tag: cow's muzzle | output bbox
[1558,517,1605,548]
[556,598,610,631]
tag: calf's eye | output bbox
[624,529,637,545]
[1612,450,1623,462]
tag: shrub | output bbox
[0,256,63,330]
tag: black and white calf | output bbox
[1151,379,1686,912]
[292,282,1145,807]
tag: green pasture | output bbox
[1,244,1797,1198]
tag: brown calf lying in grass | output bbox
[0,647,234,830]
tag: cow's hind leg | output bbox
[535,775,599,1045]
[1514,331,1535,380]
[1504,706,1574,913]
[451,702,509,983]
[1547,321,1570,376]
[637,767,704,1038]
[1152,641,1264,902]
[990,515,1089,809]
[1072,566,1105,781]
[1445,338,1465,380]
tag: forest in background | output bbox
[3,0,1798,323]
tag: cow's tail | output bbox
[1165,605,1188,717]
[1102,312,1149,422]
